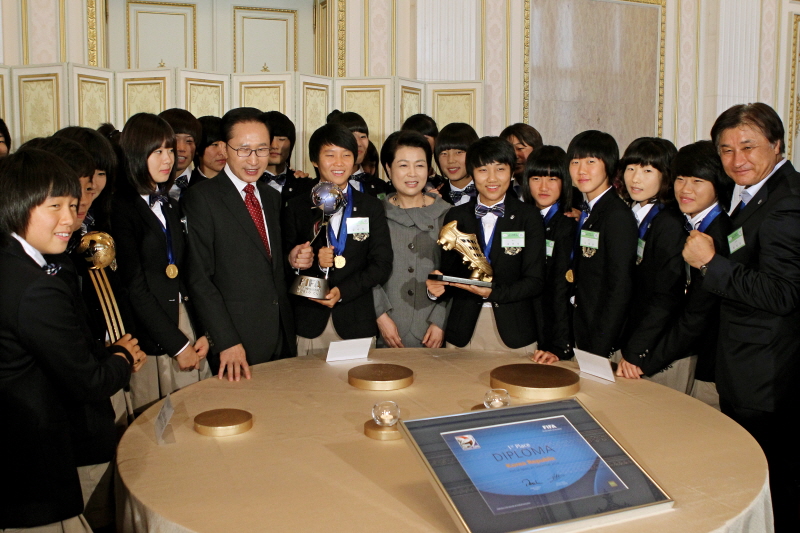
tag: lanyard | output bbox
[638,204,663,239]
[697,203,723,234]
[477,218,497,265]
[327,186,354,255]
[154,205,176,267]
[543,203,559,226]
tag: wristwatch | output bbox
[699,264,709,277]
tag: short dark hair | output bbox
[466,136,516,177]
[120,113,176,195]
[401,114,439,138]
[158,108,201,142]
[521,145,572,210]
[97,123,121,145]
[566,130,619,181]
[711,102,785,155]
[673,140,734,211]
[0,118,11,152]
[327,110,369,136]
[499,123,543,151]
[380,130,433,174]
[308,123,358,167]
[434,122,479,161]
[19,136,95,179]
[53,126,117,175]
[262,111,297,159]
[616,137,678,205]
[195,116,224,166]
[0,148,81,237]
[220,107,269,143]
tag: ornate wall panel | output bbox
[126,1,196,69]
[178,70,230,117]
[483,0,508,134]
[365,0,394,76]
[757,0,778,107]
[526,0,662,151]
[426,81,484,134]
[116,69,174,124]
[233,6,298,73]
[69,65,115,128]
[336,78,394,159]
[0,68,9,136]
[13,67,66,144]
[787,13,800,161]
[397,78,424,126]
[231,73,294,114]
[22,0,64,64]
[296,75,333,173]
[675,0,699,148]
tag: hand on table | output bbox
[616,359,644,379]
[530,350,559,364]
[218,343,251,381]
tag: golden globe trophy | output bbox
[428,220,494,287]
[289,182,347,299]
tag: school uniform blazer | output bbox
[572,191,638,357]
[280,172,316,205]
[0,239,130,528]
[439,196,546,348]
[703,161,800,412]
[621,205,688,363]
[183,174,296,366]
[111,190,199,356]
[189,167,209,187]
[643,212,731,378]
[353,172,391,198]
[282,188,393,339]
[534,208,577,358]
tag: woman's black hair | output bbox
[401,114,439,139]
[158,108,201,141]
[521,145,572,209]
[19,137,96,179]
[194,116,224,167]
[672,140,734,211]
[566,130,619,182]
[465,136,516,176]
[119,113,176,196]
[616,137,678,205]
[327,110,369,136]
[0,148,81,238]
[308,123,358,178]
[499,123,543,151]
[262,111,297,161]
[380,130,433,175]
[0,118,11,153]
[433,122,479,162]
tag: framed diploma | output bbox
[399,399,673,533]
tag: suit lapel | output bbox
[163,198,184,264]
[218,176,273,263]
[257,182,281,262]
[133,196,170,257]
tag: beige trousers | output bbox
[690,379,721,410]
[0,515,92,533]
[296,316,376,356]
[76,461,114,529]
[446,307,537,354]
[646,355,698,395]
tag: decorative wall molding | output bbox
[232,6,298,73]
[126,1,197,70]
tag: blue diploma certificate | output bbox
[441,415,627,515]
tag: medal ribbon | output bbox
[542,203,559,226]
[637,203,663,239]
[697,203,723,234]
[327,185,354,256]
[477,220,497,265]
[153,203,176,269]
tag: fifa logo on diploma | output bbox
[455,435,480,450]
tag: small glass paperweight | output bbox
[484,388,511,409]
[372,400,400,427]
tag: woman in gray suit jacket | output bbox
[373,131,450,348]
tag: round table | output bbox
[117,349,772,533]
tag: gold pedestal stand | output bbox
[364,420,402,440]
[348,364,414,391]
[194,409,253,437]
[490,364,580,400]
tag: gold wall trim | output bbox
[185,77,225,116]
[122,77,168,119]
[337,0,346,76]
[505,0,511,126]
[21,0,29,65]
[59,0,67,63]
[480,0,485,80]
[238,80,287,112]
[522,0,530,123]
[788,14,799,160]
[0,74,6,120]
[18,73,61,141]
[233,6,298,73]
[432,89,477,126]
[400,85,422,122]
[77,74,111,126]
[87,0,99,66]
[126,1,197,69]
[364,0,369,76]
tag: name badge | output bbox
[579,230,600,250]
[545,239,554,258]
[501,231,525,248]
[637,238,645,262]
[346,217,370,234]
[727,228,745,253]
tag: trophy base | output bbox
[427,274,493,288]
[290,275,330,299]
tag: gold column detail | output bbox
[522,0,530,123]
[337,0,346,77]
[788,14,800,160]
[87,0,98,66]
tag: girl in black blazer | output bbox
[282,124,393,354]
[113,113,210,411]
[523,146,577,362]
[638,141,733,403]
[427,137,545,352]
[615,138,688,387]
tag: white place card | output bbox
[574,349,616,383]
[154,393,175,444]
[326,337,372,362]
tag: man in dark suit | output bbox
[260,110,315,205]
[684,103,800,530]
[183,107,307,381]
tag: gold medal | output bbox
[166,264,179,278]
[565,269,574,283]
[334,255,346,269]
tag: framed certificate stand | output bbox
[399,399,672,533]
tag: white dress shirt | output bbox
[224,164,272,251]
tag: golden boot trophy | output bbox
[429,220,493,287]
